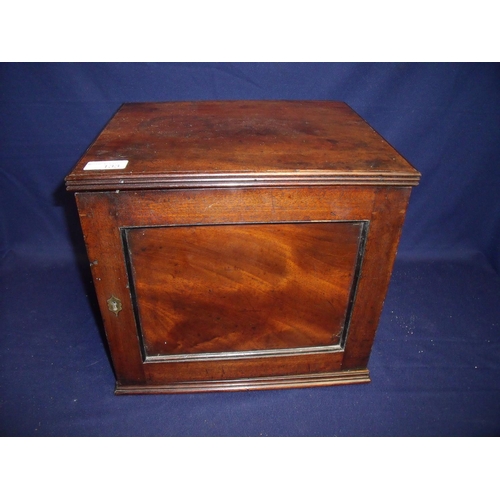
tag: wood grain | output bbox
[125,221,363,358]
[67,101,420,393]
[66,101,420,190]
[115,369,370,394]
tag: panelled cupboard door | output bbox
[67,101,420,394]
[75,185,412,393]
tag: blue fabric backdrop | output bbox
[1,62,499,436]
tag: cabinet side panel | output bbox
[341,187,412,369]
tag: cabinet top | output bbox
[65,101,420,191]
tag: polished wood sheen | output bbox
[66,101,420,394]
[66,101,419,191]
[125,221,363,358]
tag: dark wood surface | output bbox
[66,101,420,191]
[67,101,420,394]
[125,221,362,358]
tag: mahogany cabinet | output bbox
[65,101,420,394]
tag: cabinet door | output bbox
[76,186,410,393]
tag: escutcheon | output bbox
[107,295,122,316]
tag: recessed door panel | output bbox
[124,221,364,361]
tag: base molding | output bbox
[115,369,371,395]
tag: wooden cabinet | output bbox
[66,101,420,394]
